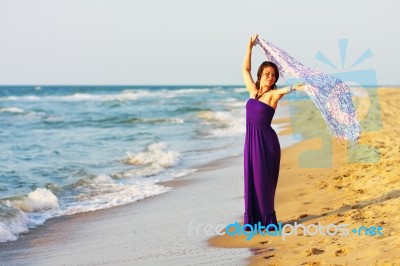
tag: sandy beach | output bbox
[1,87,398,266]
[210,87,400,265]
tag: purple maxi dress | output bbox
[244,98,281,227]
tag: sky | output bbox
[0,0,399,85]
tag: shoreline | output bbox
[0,99,297,265]
[2,88,397,265]
[0,152,252,266]
[0,98,297,266]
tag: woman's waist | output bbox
[246,122,274,128]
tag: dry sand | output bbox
[209,87,400,265]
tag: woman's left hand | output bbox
[249,34,258,47]
[293,83,305,90]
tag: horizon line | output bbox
[0,84,398,87]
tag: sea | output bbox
[0,85,296,242]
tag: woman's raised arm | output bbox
[242,34,259,96]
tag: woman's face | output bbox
[260,66,277,89]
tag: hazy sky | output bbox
[0,0,399,85]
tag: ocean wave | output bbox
[120,117,184,125]
[197,111,233,127]
[196,110,246,137]
[0,107,25,114]
[0,163,195,242]
[10,188,59,212]
[60,175,172,215]
[217,97,246,108]
[0,91,143,102]
[0,188,59,243]
[0,107,53,123]
[0,183,170,243]
[0,88,213,103]
[121,142,181,178]
[233,87,247,93]
[173,106,211,114]
[163,88,211,94]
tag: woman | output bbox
[242,34,303,231]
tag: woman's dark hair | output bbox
[255,61,279,90]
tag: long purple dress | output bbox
[244,98,281,227]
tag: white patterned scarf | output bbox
[256,36,361,142]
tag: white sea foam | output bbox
[197,110,246,137]
[0,107,25,113]
[159,168,197,180]
[3,96,40,101]
[0,91,143,102]
[0,188,59,243]
[64,92,141,101]
[59,163,196,215]
[0,223,18,242]
[197,111,233,127]
[233,87,247,93]
[0,139,198,243]
[61,177,172,215]
[9,188,59,213]
[123,142,180,167]
[139,117,184,124]
[0,211,30,242]
[222,98,246,108]
[0,88,212,102]
[121,142,181,178]
[168,88,211,94]
[0,169,193,243]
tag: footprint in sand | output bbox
[298,214,309,219]
[351,212,363,221]
[259,240,270,245]
[305,248,325,256]
[307,174,316,179]
[251,247,275,255]
[316,181,327,189]
[335,248,347,257]
[263,254,275,260]
[250,248,265,255]
[334,220,345,225]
